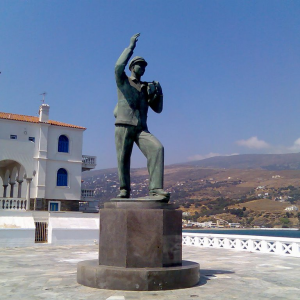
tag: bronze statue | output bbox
[114,33,169,200]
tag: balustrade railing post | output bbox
[224,238,230,249]
[203,237,209,247]
[248,239,254,252]
[235,239,242,251]
[275,241,283,255]
[184,236,190,245]
[196,236,202,246]
[213,237,219,248]
[260,240,268,253]
[291,242,300,257]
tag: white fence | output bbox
[0,198,28,211]
[182,232,300,257]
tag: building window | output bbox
[57,168,68,186]
[29,137,35,142]
[48,201,61,212]
[58,135,69,153]
[10,135,17,139]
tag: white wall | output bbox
[47,126,83,161]
[48,212,99,245]
[0,211,99,248]
[0,118,40,150]
[45,126,84,200]
[0,116,85,203]
[0,211,35,247]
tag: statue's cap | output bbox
[129,56,148,70]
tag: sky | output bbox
[0,0,299,169]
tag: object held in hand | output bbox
[147,81,162,103]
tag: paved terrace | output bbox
[0,245,299,300]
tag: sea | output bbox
[183,229,300,238]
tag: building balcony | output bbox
[82,155,97,171]
[81,189,96,201]
[80,189,99,213]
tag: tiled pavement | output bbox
[0,244,299,300]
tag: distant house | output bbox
[209,222,217,228]
[182,212,191,217]
[256,186,265,190]
[285,205,298,212]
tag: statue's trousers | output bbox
[115,124,164,192]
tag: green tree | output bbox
[279,217,290,225]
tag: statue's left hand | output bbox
[129,33,140,49]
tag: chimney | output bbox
[39,104,50,122]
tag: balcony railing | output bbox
[0,198,28,211]
[81,189,95,198]
[82,155,97,171]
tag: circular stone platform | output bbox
[77,260,200,291]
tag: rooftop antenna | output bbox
[40,92,47,104]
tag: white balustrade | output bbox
[182,232,300,257]
[82,155,97,165]
[81,189,95,198]
[0,198,28,211]
[82,155,97,171]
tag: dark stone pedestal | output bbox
[77,200,200,291]
[77,259,200,291]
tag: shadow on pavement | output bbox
[197,269,235,286]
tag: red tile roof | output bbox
[0,112,86,130]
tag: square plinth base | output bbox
[99,204,182,268]
[77,259,200,291]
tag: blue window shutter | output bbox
[57,168,68,186]
[58,135,69,153]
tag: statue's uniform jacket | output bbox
[114,47,163,129]
[114,47,164,192]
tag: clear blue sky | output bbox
[1,0,299,169]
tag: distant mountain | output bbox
[185,153,300,170]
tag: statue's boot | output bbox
[149,189,170,199]
[116,189,130,198]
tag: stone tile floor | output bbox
[0,244,299,299]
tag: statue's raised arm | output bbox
[115,33,140,86]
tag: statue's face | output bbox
[132,63,146,77]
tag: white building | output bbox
[285,205,298,212]
[0,104,96,212]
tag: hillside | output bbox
[185,153,300,170]
[82,153,300,228]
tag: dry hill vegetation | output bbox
[82,154,300,228]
